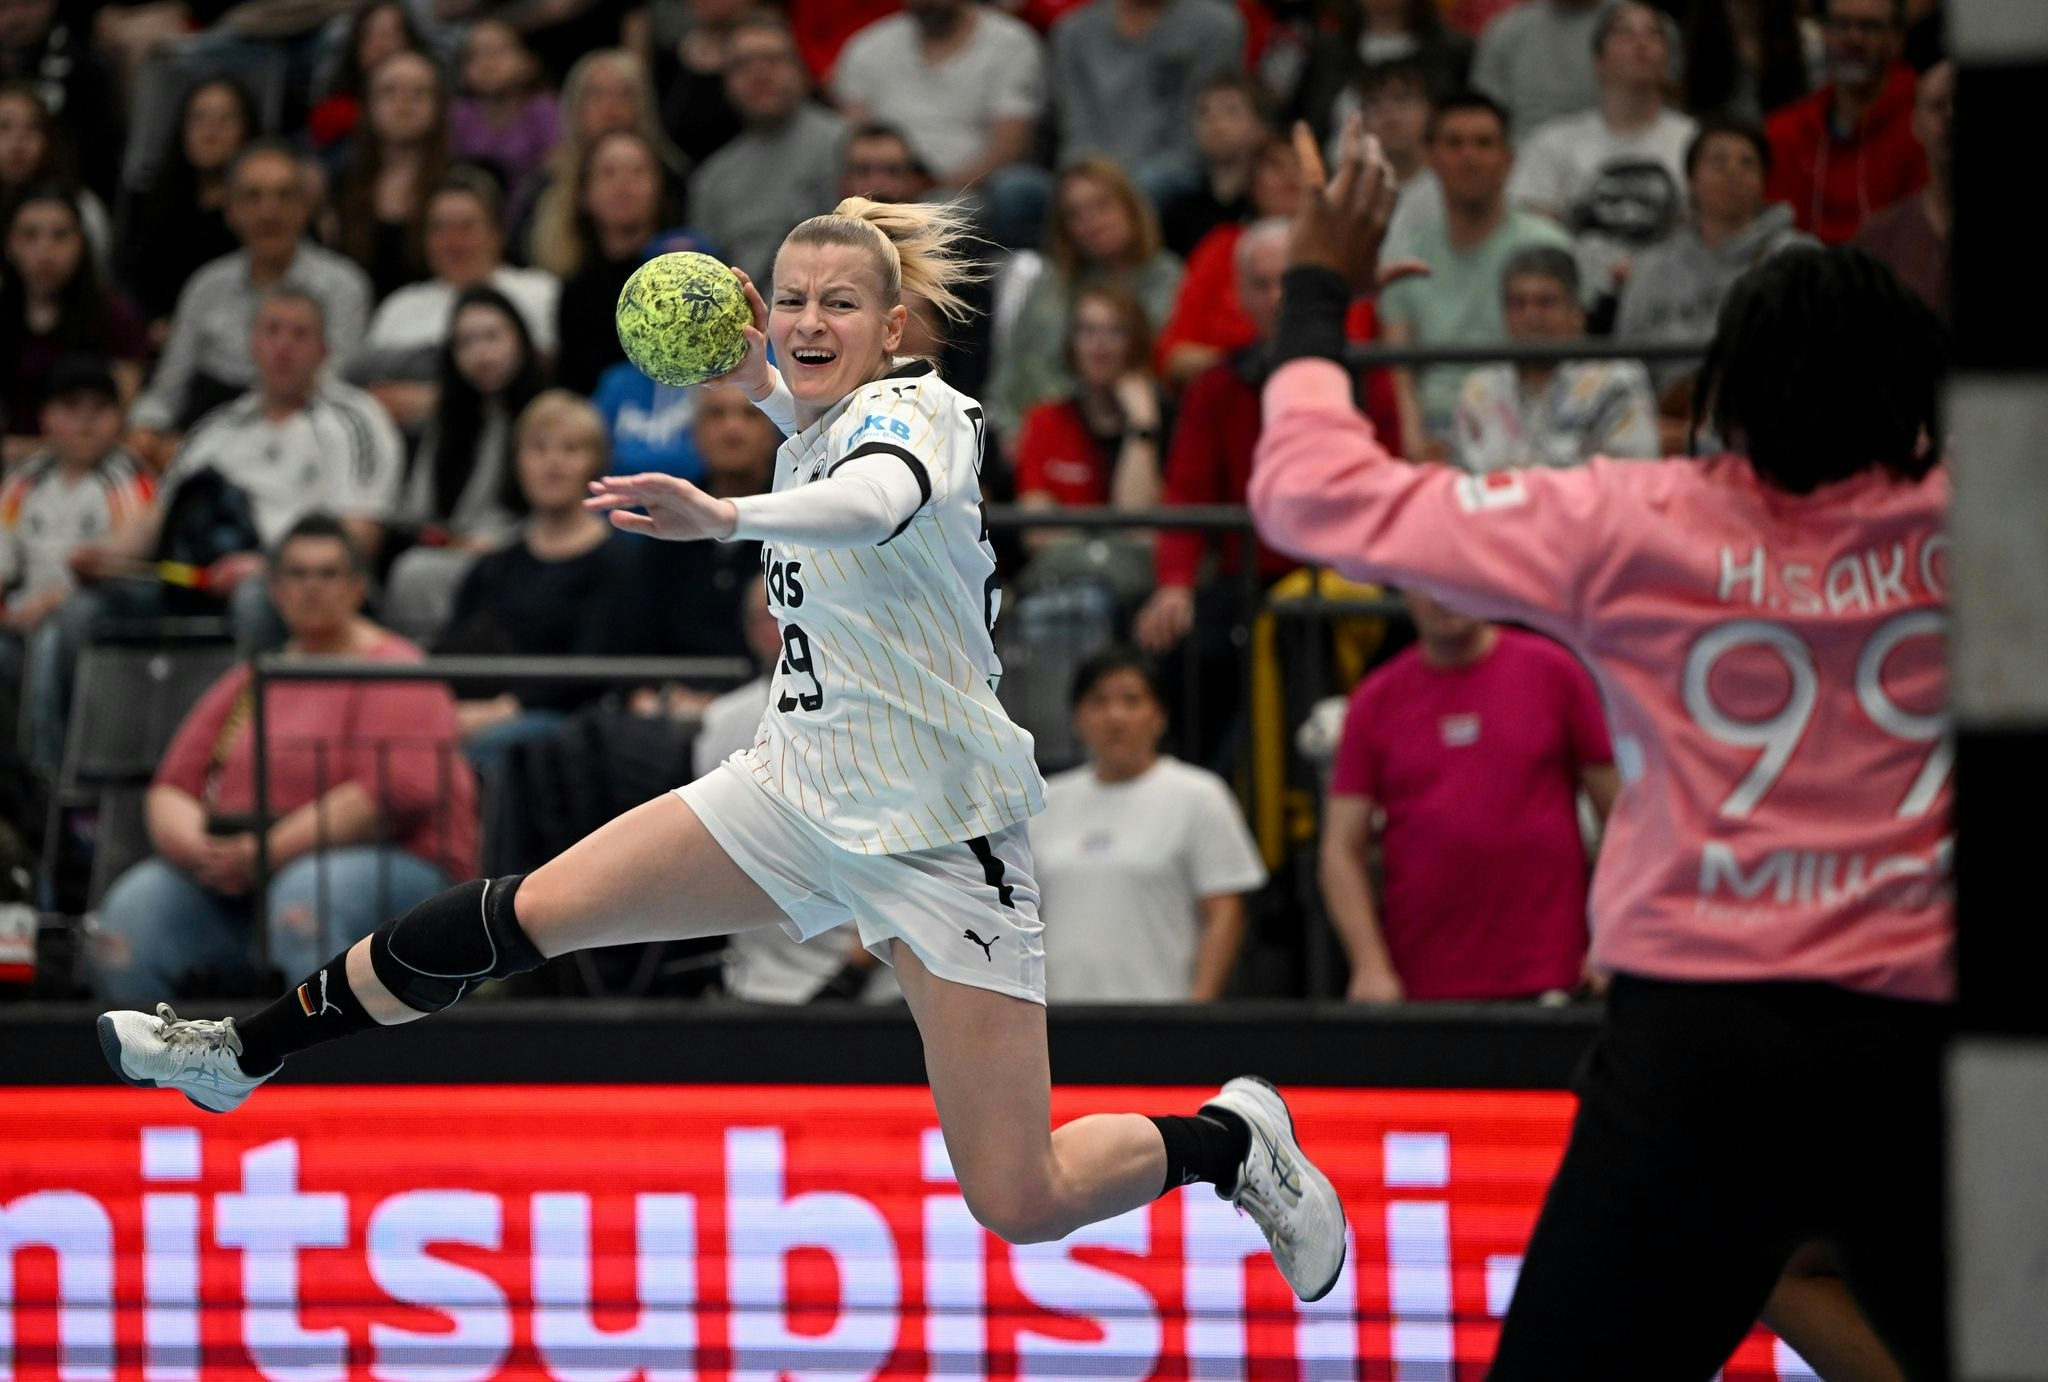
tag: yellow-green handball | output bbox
[614,251,752,387]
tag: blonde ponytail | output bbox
[782,196,984,323]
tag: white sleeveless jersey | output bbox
[737,362,1046,854]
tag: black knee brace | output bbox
[369,874,546,1012]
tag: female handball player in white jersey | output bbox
[99,196,1348,1301]
[1257,122,1952,1377]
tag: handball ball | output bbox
[615,252,751,387]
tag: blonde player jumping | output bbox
[1260,121,1951,1377]
[98,196,1347,1302]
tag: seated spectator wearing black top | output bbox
[0,80,112,262]
[443,0,631,87]
[434,389,635,869]
[652,0,745,168]
[118,77,256,335]
[619,380,775,675]
[1679,0,1811,124]
[0,189,148,458]
[1295,0,1473,140]
[552,129,687,395]
[439,389,633,752]
[307,0,429,152]
[1158,75,1271,260]
[333,50,455,300]
[0,0,118,197]
[382,284,547,639]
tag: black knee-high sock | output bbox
[234,951,377,1076]
[1149,1108,1252,1197]
[234,875,544,1078]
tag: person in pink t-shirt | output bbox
[1322,594,1616,1002]
[1256,123,1951,1378]
[89,515,476,1008]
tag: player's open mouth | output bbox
[791,348,838,368]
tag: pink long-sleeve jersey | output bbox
[1254,357,1951,1002]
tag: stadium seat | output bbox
[42,627,240,917]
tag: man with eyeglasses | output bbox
[1765,0,1927,244]
[85,512,474,1008]
[87,288,401,579]
[61,285,401,678]
[688,12,849,286]
[837,125,935,206]
[126,141,374,466]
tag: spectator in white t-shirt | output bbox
[831,1,1045,197]
[74,287,403,581]
[347,168,560,433]
[39,290,403,769]
[1035,648,1266,1003]
[1508,1,1696,317]
[1453,244,1657,474]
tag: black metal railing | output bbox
[244,654,754,975]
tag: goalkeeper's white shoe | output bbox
[1204,1075,1349,1302]
[98,1004,270,1114]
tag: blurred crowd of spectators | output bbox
[0,0,1952,1006]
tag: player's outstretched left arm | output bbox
[587,453,926,549]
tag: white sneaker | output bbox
[97,1004,270,1114]
[1204,1075,1348,1302]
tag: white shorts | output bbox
[675,759,1045,1004]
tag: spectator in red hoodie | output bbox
[1765,0,1926,244]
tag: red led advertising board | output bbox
[2,1085,1811,1379]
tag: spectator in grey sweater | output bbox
[687,13,848,287]
[126,142,373,467]
[1472,0,1611,138]
[1616,119,1814,451]
[1049,0,1245,206]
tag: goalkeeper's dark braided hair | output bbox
[1692,245,1949,495]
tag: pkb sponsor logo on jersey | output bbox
[852,414,914,444]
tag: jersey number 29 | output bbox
[767,558,825,713]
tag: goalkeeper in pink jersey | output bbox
[1257,120,1951,1379]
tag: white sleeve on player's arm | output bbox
[728,450,928,546]
[749,372,799,435]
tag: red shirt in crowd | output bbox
[1766,63,1927,245]
[1329,628,1613,1000]
[1155,333,1399,589]
[1014,399,1117,507]
[153,631,478,879]
[1155,223,1259,375]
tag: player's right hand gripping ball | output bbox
[615,251,751,387]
